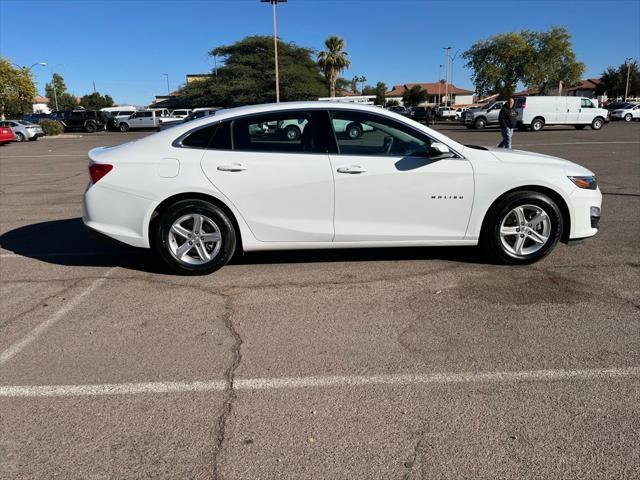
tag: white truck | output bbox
[117,109,180,131]
[515,96,610,131]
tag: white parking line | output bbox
[1,366,638,398]
[0,267,116,366]
[513,141,640,147]
[0,252,122,259]
[0,154,87,158]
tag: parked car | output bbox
[387,105,410,116]
[21,113,51,124]
[436,107,457,119]
[59,110,110,133]
[515,96,609,131]
[603,101,629,111]
[454,107,468,119]
[610,103,640,121]
[462,101,505,129]
[115,110,165,131]
[102,106,138,131]
[0,119,44,142]
[171,109,192,119]
[0,124,15,145]
[409,107,432,124]
[83,101,602,275]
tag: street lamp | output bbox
[438,64,443,105]
[162,73,170,94]
[261,0,287,102]
[443,47,451,106]
[12,61,47,71]
[449,49,460,105]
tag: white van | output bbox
[515,96,609,131]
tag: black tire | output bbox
[29,137,38,141]
[474,118,486,129]
[14,132,25,142]
[531,117,545,131]
[624,113,632,122]
[480,191,563,265]
[85,122,97,133]
[284,125,301,141]
[119,122,130,132]
[591,117,604,130]
[154,199,236,275]
[346,122,363,139]
[574,125,586,130]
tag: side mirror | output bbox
[429,142,452,158]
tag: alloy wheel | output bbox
[499,204,551,256]
[168,213,222,265]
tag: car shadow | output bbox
[0,218,489,273]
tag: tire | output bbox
[346,122,363,139]
[473,118,486,129]
[85,122,97,133]
[574,125,586,130]
[465,125,473,129]
[591,117,604,130]
[531,118,545,131]
[119,122,130,132]
[284,125,301,141]
[480,191,563,265]
[14,132,25,142]
[154,199,236,275]
[624,113,632,122]
[29,137,38,141]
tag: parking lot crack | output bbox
[403,435,425,480]
[212,294,242,480]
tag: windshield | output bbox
[17,120,33,125]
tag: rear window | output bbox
[181,121,231,150]
[514,98,525,108]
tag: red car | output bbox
[0,125,15,145]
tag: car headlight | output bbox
[568,176,598,190]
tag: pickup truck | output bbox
[115,109,181,132]
[461,101,505,129]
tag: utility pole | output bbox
[214,54,218,80]
[261,0,287,102]
[443,47,451,106]
[93,80,97,93]
[162,73,170,94]
[51,64,64,112]
[624,57,633,101]
[438,64,443,105]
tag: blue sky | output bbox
[2,0,639,105]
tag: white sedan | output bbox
[83,102,602,275]
[610,103,640,122]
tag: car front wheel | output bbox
[154,199,236,275]
[14,132,25,142]
[591,117,604,130]
[119,123,130,132]
[481,191,562,265]
[624,113,632,122]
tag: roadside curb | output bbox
[42,134,84,139]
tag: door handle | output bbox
[217,163,247,172]
[337,165,367,174]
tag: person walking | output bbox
[498,97,518,149]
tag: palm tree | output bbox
[402,85,428,108]
[318,36,351,97]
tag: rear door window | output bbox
[232,111,320,153]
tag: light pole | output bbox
[51,64,64,112]
[449,49,460,105]
[438,64,443,105]
[162,73,170,95]
[443,47,451,106]
[13,62,47,71]
[624,57,633,101]
[261,0,287,102]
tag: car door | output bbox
[578,98,596,124]
[328,110,474,241]
[200,110,335,242]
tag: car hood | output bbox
[485,147,594,175]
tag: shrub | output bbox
[40,119,64,136]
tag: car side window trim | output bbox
[327,109,464,159]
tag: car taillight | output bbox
[89,164,113,183]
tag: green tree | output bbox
[80,92,114,110]
[335,77,350,94]
[402,85,428,107]
[181,36,326,107]
[374,82,387,105]
[0,57,37,119]
[350,75,366,94]
[317,36,351,97]
[45,73,77,111]
[599,60,640,98]
[522,27,584,94]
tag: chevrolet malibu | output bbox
[83,102,602,275]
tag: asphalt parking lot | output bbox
[1,122,639,479]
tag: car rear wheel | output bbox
[473,118,486,129]
[154,199,236,275]
[591,117,604,130]
[85,122,97,133]
[531,118,545,131]
[119,122,130,132]
[284,125,301,141]
[14,132,25,142]
[624,113,632,122]
[481,191,562,265]
[346,122,363,139]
